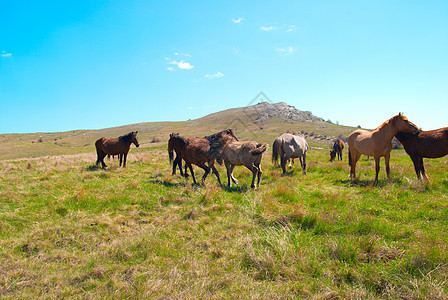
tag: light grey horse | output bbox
[272,133,308,175]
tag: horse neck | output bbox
[374,121,398,142]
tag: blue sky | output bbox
[1,0,447,133]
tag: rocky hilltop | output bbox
[246,102,325,123]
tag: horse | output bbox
[330,139,345,162]
[95,131,140,169]
[210,132,267,189]
[395,128,448,181]
[169,129,236,177]
[170,135,194,176]
[348,113,420,182]
[167,132,226,185]
[272,133,308,175]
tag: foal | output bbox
[210,133,267,189]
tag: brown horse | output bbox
[169,129,236,177]
[95,131,140,169]
[167,132,227,185]
[330,139,345,162]
[395,128,448,181]
[348,113,420,182]
[210,132,267,189]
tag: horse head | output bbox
[132,131,140,147]
[224,129,239,141]
[393,113,421,135]
[329,150,336,162]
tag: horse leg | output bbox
[210,162,222,186]
[225,161,232,187]
[172,155,181,175]
[420,157,429,182]
[256,163,262,187]
[280,154,288,175]
[410,155,422,181]
[226,162,238,186]
[245,163,258,189]
[350,150,361,180]
[119,154,123,167]
[374,156,381,183]
[122,153,128,168]
[198,163,210,185]
[301,154,307,175]
[385,153,391,180]
[187,164,197,184]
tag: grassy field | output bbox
[1,143,447,299]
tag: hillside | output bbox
[0,102,356,161]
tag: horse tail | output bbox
[95,138,105,157]
[272,139,280,164]
[250,143,267,156]
[348,149,352,167]
[168,150,174,165]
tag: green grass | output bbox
[1,147,447,299]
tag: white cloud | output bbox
[174,52,192,57]
[205,72,224,79]
[275,46,294,55]
[260,26,276,31]
[232,17,244,24]
[286,25,296,32]
[1,51,12,57]
[165,56,195,70]
[176,61,194,70]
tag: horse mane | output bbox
[204,129,239,142]
[170,133,190,147]
[374,114,405,132]
[119,132,135,143]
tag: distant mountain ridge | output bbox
[0,102,355,161]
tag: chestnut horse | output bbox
[330,139,345,162]
[348,113,420,182]
[95,131,140,169]
[210,132,267,189]
[168,131,231,185]
[395,128,448,181]
[272,133,308,175]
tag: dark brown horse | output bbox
[330,139,345,162]
[95,131,140,169]
[169,129,236,177]
[167,132,226,185]
[395,128,448,181]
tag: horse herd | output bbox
[95,113,448,187]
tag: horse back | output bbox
[96,137,129,155]
[407,128,448,158]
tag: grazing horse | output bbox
[95,131,140,169]
[167,133,224,185]
[348,113,420,182]
[330,139,345,162]
[395,128,448,181]
[272,133,308,175]
[210,133,267,189]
